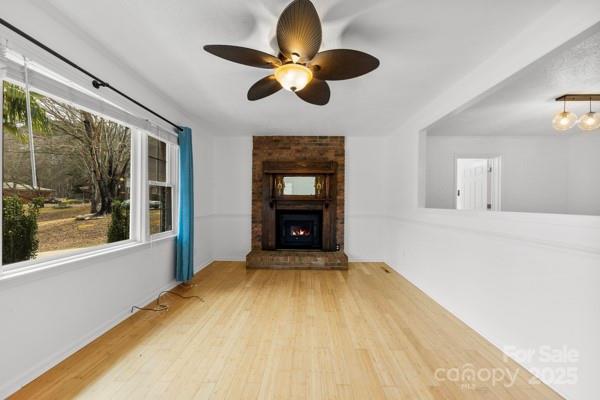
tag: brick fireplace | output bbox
[246,136,348,269]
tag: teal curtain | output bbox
[176,127,194,282]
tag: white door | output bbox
[456,159,488,210]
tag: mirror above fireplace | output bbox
[283,176,316,196]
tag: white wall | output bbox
[345,137,389,261]
[193,133,216,265]
[383,4,600,399]
[425,135,600,215]
[0,3,214,397]
[210,136,253,260]
[208,136,389,261]
[567,135,600,216]
[386,208,600,400]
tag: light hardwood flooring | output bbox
[11,262,562,399]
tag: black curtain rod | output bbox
[0,17,183,132]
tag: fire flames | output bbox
[290,226,311,237]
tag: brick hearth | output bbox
[246,250,348,270]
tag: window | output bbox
[149,186,172,234]
[148,136,167,182]
[2,81,131,266]
[148,136,174,235]
[0,48,180,274]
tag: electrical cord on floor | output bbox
[158,290,204,303]
[179,282,200,289]
[131,303,169,313]
[130,289,204,313]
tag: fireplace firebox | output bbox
[276,210,322,250]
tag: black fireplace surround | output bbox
[276,210,322,250]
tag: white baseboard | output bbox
[213,257,246,262]
[0,279,179,399]
[348,258,386,263]
[194,258,215,273]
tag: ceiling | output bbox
[36,0,558,136]
[428,23,600,137]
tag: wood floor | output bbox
[11,262,561,399]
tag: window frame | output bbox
[146,133,178,240]
[0,78,141,272]
[0,64,179,277]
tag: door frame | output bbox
[453,154,502,211]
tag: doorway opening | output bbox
[455,157,501,211]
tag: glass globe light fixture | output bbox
[552,99,577,131]
[552,111,577,131]
[578,112,600,131]
[274,63,313,92]
[577,98,600,131]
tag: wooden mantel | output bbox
[262,160,337,174]
[261,160,338,251]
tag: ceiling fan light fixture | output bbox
[204,0,379,105]
[274,63,313,92]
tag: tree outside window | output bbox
[2,81,131,265]
[148,136,173,235]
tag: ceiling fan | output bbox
[204,0,380,106]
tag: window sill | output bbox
[150,230,177,241]
[0,236,177,289]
